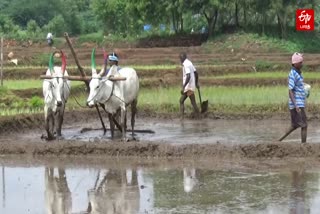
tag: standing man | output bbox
[279,52,307,143]
[179,52,199,119]
[46,32,53,47]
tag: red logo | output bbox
[296,9,314,31]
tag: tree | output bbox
[26,20,41,38]
[93,0,127,34]
[255,0,271,35]
[6,0,59,27]
[189,0,222,37]
[43,15,67,37]
[0,14,19,34]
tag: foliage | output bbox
[29,96,44,108]
[0,14,19,35]
[31,53,52,67]
[78,32,104,44]
[0,0,319,46]
[26,20,41,38]
[43,15,67,37]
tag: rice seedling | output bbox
[2,85,320,115]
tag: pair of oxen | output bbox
[43,49,139,141]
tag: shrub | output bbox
[43,15,67,37]
[27,20,41,38]
[29,96,44,108]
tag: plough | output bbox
[41,32,128,136]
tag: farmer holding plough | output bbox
[279,52,309,143]
[179,52,200,119]
[105,52,121,77]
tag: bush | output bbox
[43,15,67,37]
[26,20,41,38]
[29,96,44,108]
[0,14,19,35]
[31,53,51,66]
[78,31,104,44]
[255,60,274,70]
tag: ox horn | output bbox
[60,50,67,75]
[98,48,106,77]
[102,48,108,73]
[91,48,97,75]
[48,53,54,74]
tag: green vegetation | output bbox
[1,0,319,53]
[214,72,320,79]
[1,85,320,116]
[29,96,43,108]
[2,80,83,90]
[204,32,320,54]
[137,86,320,113]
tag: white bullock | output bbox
[45,168,72,214]
[87,169,140,214]
[43,51,71,140]
[87,49,139,141]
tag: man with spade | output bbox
[179,52,200,119]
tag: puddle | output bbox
[45,119,320,144]
[2,118,320,145]
[0,164,320,214]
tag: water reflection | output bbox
[45,168,72,214]
[183,168,198,193]
[0,166,320,213]
[86,168,154,214]
[87,169,139,213]
[289,171,309,214]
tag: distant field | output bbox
[214,71,320,79]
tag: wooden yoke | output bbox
[40,75,126,81]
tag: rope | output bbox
[86,78,115,104]
[65,81,88,108]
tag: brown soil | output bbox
[1,109,320,160]
[3,39,320,71]
[0,137,320,160]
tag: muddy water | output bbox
[0,163,320,214]
[36,119,320,144]
[2,118,320,145]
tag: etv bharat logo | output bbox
[296,9,314,31]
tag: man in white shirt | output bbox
[47,32,53,47]
[179,52,199,118]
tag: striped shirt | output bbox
[288,68,305,109]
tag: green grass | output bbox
[214,71,320,79]
[204,32,320,53]
[1,85,319,116]
[138,86,320,113]
[1,80,84,90]
[139,86,288,106]
[78,31,104,44]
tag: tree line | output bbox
[0,0,318,40]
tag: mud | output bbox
[1,140,320,159]
[1,112,320,159]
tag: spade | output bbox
[197,88,208,113]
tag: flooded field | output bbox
[0,161,320,214]
[2,118,320,145]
